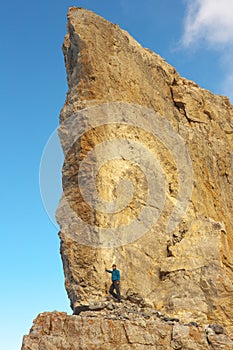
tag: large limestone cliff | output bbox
[22,7,233,349]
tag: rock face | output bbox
[22,6,233,349]
[22,305,233,350]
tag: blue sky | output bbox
[1,1,233,349]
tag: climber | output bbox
[105,264,121,302]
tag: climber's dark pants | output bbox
[109,281,121,301]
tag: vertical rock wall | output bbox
[56,7,233,337]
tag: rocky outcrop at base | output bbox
[22,301,233,350]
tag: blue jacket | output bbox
[106,269,120,282]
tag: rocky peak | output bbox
[22,7,233,349]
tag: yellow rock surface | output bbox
[56,7,233,337]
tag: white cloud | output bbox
[181,0,233,102]
[182,0,233,47]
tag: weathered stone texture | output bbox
[21,310,233,350]
[22,6,233,349]
[55,6,233,337]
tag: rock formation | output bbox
[22,306,233,350]
[22,7,233,349]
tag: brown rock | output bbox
[56,7,233,337]
[22,6,233,349]
[22,311,233,350]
